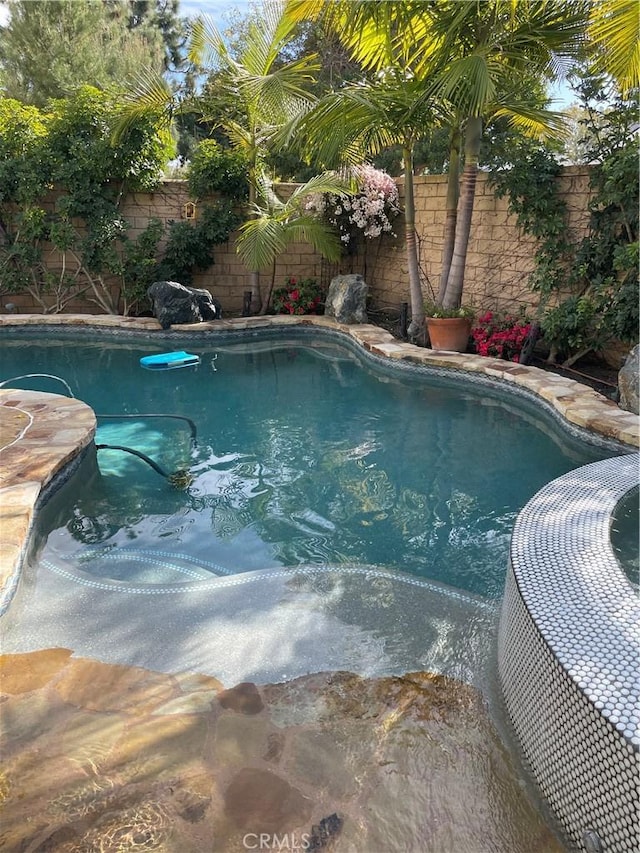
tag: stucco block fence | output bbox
[2,167,594,320]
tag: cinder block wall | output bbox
[2,168,594,318]
[360,166,592,316]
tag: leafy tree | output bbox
[187,139,249,200]
[561,68,639,164]
[0,0,167,106]
[116,0,320,312]
[127,0,186,73]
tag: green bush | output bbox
[490,126,638,365]
[157,202,240,285]
[187,139,249,200]
[0,87,174,314]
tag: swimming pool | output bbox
[0,319,636,853]
[0,328,615,600]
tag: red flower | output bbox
[289,289,300,302]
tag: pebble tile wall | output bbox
[499,454,640,853]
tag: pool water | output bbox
[611,486,640,588]
[4,328,625,852]
[1,331,612,599]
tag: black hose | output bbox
[95,444,170,479]
[96,413,197,443]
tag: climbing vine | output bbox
[0,90,240,315]
[489,82,639,366]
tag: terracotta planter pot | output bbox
[426,317,472,353]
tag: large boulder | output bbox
[147,281,221,330]
[618,344,639,414]
[325,274,369,324]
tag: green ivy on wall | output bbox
[489,84,639,367]
[0,90,241,316]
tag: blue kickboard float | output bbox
[140,351,201,370]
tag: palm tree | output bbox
[285,0,590,314]
[115,0,319,312]
[412,1,589,309]
[235,170,350,313]
[283,71,440,337]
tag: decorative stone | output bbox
[223,768,313,832]
[218,681,264,715]
[325,274,368,324]
[54,658,176,714]
[147,280,222,330]
[0,647,72,693]
[618,344,639,414]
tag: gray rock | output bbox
[618,344,639,414]
[147,280,221,330]
[325,274,368,324]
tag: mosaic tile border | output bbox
[499,454,640,853]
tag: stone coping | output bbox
[0,313,638,608]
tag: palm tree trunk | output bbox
[403,145,424,340]
[260,259,277,315]
[442,115,482,310]
[247,167,262,313]
[437,124,461,305]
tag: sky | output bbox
[178,0,253,26]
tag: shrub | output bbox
[187,139,249,200]
[156,202,240,285]
[471,311,533,362]
[272,277,323,314]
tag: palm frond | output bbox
[236,54,320,121]
[287,171,352,209]
[589,0,640,94]
[282,215,342,261]
[188,15,228,69]
[492,102,569,141]
[425,52,497,117]
[286,86,412,168]
[236,217,288,271]
[112,68,174,143]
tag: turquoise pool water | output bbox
[1,330,614,599]
[611,486,640,587]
